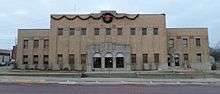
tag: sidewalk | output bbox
[1,76,220,85]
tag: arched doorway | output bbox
[105,53,113,68]
[116,53,124,68]
[93,53,101,68]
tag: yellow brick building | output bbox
[16,11,210,71]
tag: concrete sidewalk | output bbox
[1,76,220,85]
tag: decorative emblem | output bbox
[102,13,113,24]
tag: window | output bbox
[184,54,188,61]
[57,28,63,35]
[169,38,174,48]
[117,28,122,35]
[69,54,75,69]
[81,54,87,64]
[57,54,63,63]
[142,28,147,35]
[94,28,100,35]
[116,54,124,68]
[153,28,158,35]
[69,28,75,35]
[23,40,28,49]
[196,38,201,46]
[33,40,39,48]
[142,54,148,63]
[106,28,111,35]
[33,55,38,64]
[197,53,202,63]
[93,53,101,68]
[131,54,136,64]
[183,38,188,47]
[43,55,49,64]
[81,28,86,35]
[154,53,159,63]
[130,28,135,35]
[23,55,28,64]
[44,39,49,49]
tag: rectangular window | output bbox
[183,38,188,47]
[81,28,86,35]
[69,28,75,35]
[23,55,28,64]
[154,53,159,63]
[106,28,111,35]
[117,28,122,35]
[169,38,174,48]
[33,40,39,48]
[81,54,87,64]
[153,28,159,35]
[130,28,135,35]
[184,54,188,61]
[142,54,148,63]
[43,39,49,49]
[196,38,201,46]
[23,40,28,49]
[131,54,136,64]
[57,28,63,35]
[69,54,75,64]
[142,28,147,35]
[43,55,49,64]
[57,54,63,63]
[197,53,202,63]
[33,55,38,64]
[94,28,100,35]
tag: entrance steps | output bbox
[85,71,137,78]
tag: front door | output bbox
[105,57,113,68]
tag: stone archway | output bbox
[105,53,113,68]
[116,53,124,68]
[93,53,102,68]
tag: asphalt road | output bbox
[0,83,220,94]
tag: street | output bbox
[0,83,219,94]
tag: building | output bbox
[16,11,210,71]
[0,49,10,66]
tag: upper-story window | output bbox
[153,28,159,35]
[106,28,111,35]
[130,28,136,35]
[142,28,147,35]
[57,28,63,35]
[23,40,28,49]
[195,38,201,46]
[117,28,123,35]
[69,28,75,35]
[81,28,87,35]
[94,28,100,35]
[168,38,174,48]
[33,40,39,48]
[182,38,188,47]
[43,39,49,49]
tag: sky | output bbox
[0,0,220,50]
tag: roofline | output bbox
[167,27,208,29]
[18,29,50,30]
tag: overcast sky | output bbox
[0,0,219,50]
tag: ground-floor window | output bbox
[105,57,113,68]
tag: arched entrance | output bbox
[116,53,124,68]
[93,53,101,68]
[105,53,113,68]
